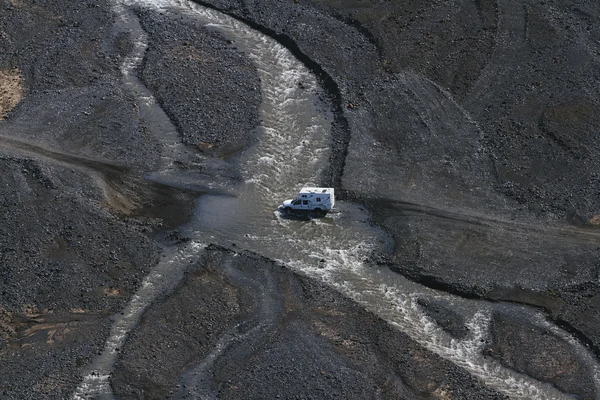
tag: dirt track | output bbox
[0,0,599,398]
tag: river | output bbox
[72,1,600,399]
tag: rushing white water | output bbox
[74,1,598,399]
[73,4,208,399]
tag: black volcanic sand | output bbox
[112,245,507,400]
[196,0,600,362]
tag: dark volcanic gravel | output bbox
[0,0,160,172]
[194,0,600,358]
[484,311,595,400]
[1,0,600,398]
[112,245,508,400]
[0,1,259,398]
[136,7,261,156]
[0,0,186,398]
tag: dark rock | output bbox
[417,298,469,339]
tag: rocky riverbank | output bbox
[112,245,507,400]
[0,0,599,398]
[197,0,600,366]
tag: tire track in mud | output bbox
[0,134,139,214]
[0,134,128,176]
[0,134,197,221]
[71,1,600,399]
[373,198,600,244]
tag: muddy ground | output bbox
[0,0,599,399]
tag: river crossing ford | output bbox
[1,0,599,399]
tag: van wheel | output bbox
[284,207,292,215]
[314,208,323,216]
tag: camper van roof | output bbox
[300,187,334,194]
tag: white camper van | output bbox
[281,187,335,216]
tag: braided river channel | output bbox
[73,1,600,399]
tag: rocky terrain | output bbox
[112,245,507,400]
[0,0,599,399]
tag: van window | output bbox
[316,197,321,202]
[302,200,309,205]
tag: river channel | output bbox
[73,1,600,399]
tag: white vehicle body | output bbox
[281,187,335,215]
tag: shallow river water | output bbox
[73,1,600,399]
